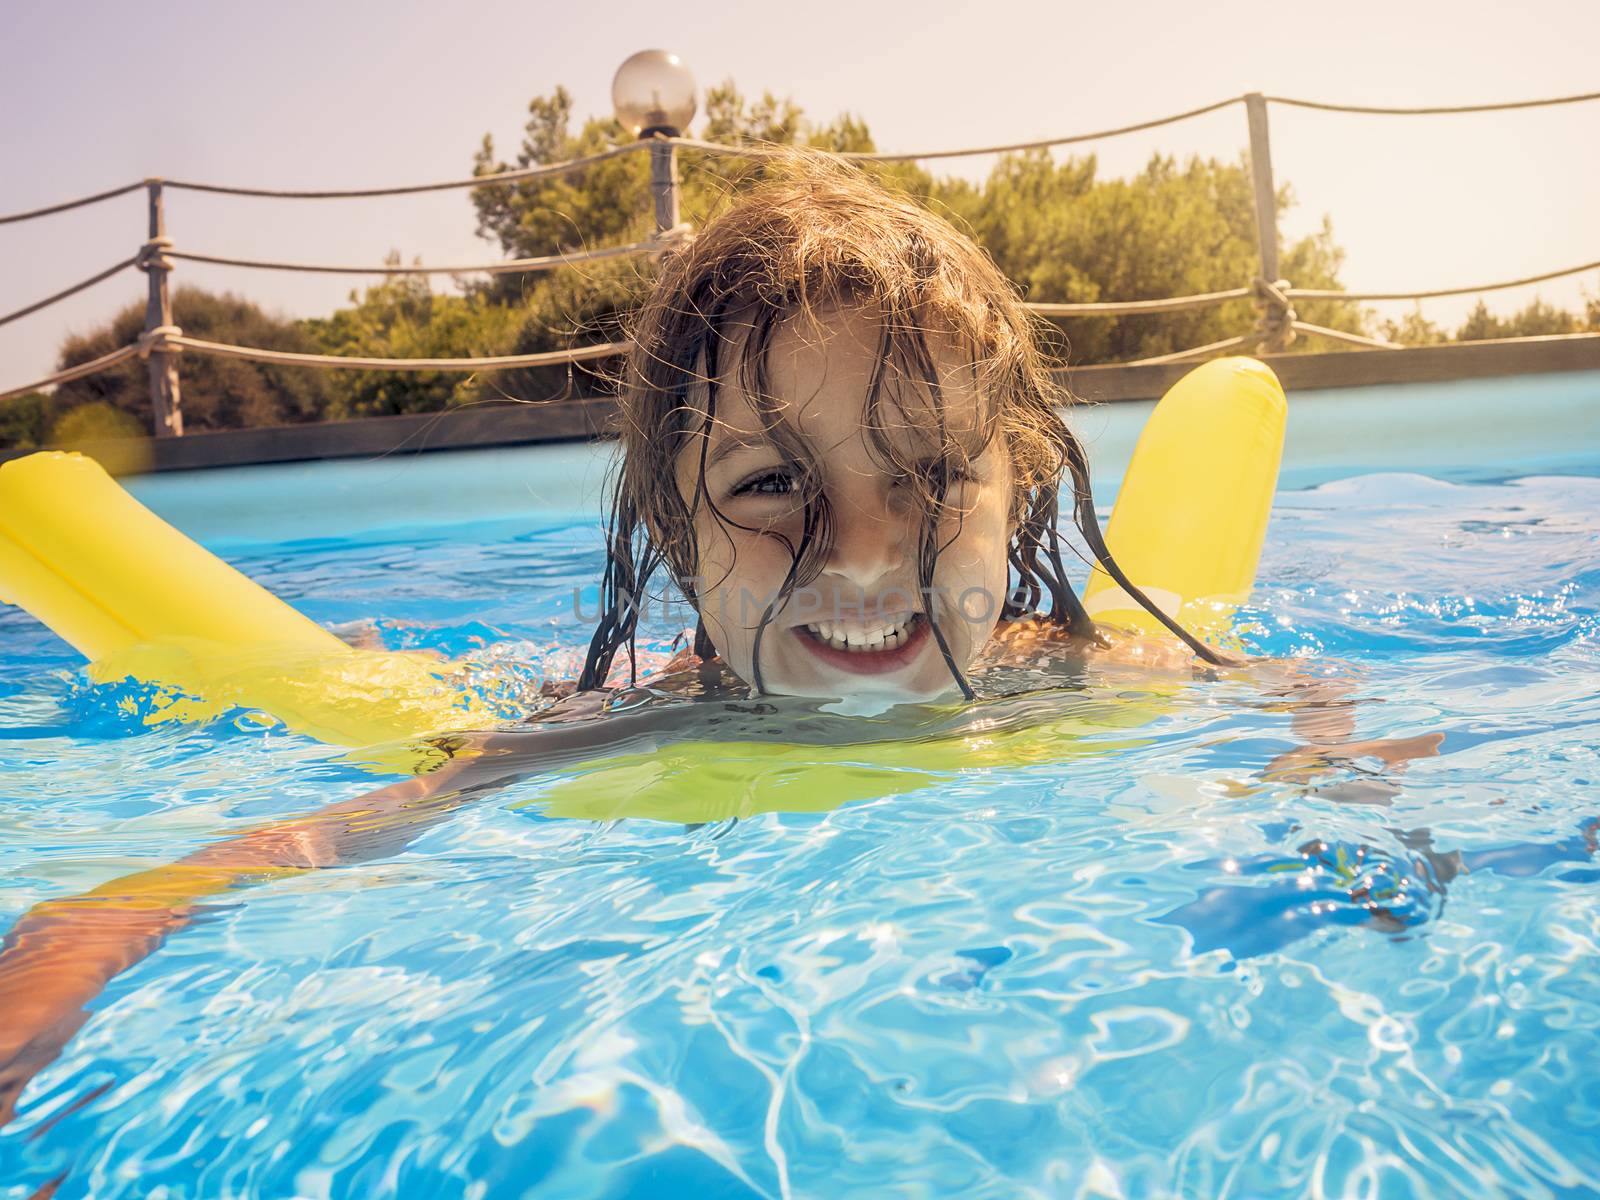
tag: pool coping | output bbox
[5,333,1597,473]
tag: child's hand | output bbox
[1243,658,1446,787]
[1263,732,1446,786]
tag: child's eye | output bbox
[731,470,795,497]
[902,461,977,489]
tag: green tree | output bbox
[300,258,524,418]
[0,391,59,450]
[935,150,1363,362]
[471,87,651,270]
[1379,305,1448,345]
[48,401,144,445]
[466,87,659,394]
[49,288,334,433]
[469,82,913,268]
[1455,297,1581,341]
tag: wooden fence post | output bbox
[1244,93,1299,350]
[142,179,183,437]
[1244,93,1279,285]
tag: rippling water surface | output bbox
[2,446,1598,1197]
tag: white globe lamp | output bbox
[612,49,698,139]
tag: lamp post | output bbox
[612,49,697,235]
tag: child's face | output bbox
[676,305,1013,701]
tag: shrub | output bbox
[50,287,334,433]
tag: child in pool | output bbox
[567,154,1223,709]
[0,156,1442,1130]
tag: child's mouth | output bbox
[793,613,931,675]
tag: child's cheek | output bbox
[693,527,793,676]
[935,500,1012,657]
[698,529,785,612]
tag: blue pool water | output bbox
[1,373,1598,1197]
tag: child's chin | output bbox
[763,669,967,708]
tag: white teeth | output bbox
[804,615,916,652]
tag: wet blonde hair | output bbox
[579,152,1220,696]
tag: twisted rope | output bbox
[137,324,184,357]
[166,231,679,277]
[161,141,648,201]
[166,335,630,372]
[1291,321,1403,350]
[0,343,144,403]
[136,235,174,273]
[0,335,630,405]
[1288,257,1600,302]
[1026,285,1252,317]
[677,97,1245,164]
[0,256,140,329]
[1265,89,1600,116]
[1119,332,1267,367]
[0,181,145,226]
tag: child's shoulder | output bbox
[970,614,1080,669]
[639,643,746,697]
[977,615,1201,673]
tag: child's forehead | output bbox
[699,303,989,443]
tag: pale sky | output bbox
[2,0,1596,389]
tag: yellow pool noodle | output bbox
[1082,356,1286,639]
[0,451,346,660]
[0,451,500,747]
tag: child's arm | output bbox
[0,685,718,1128]
[1248,662,1445,781]
[987,618,1446,778]
[0,765,478,1128]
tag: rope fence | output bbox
[1025,286,1255,318]
[9,88,1598,220]
[163,229,684,277]
[1263,90,1600,117]
[1,343,145,400]
[2,86,1596,428]
[0,256,139,330]
[1286,259,1600,303]
[0,181,145,227]
[162,334,631,372]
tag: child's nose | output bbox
[823,485,907,588]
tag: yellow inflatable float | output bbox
[0,358,1286,794]
[1083,355,1285,637]
[0,453,507,747]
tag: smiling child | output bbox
[578,153,1222,705]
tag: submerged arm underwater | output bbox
[0,686,968,1128]
[0,693,724,1129]
[0,769,479,1128]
